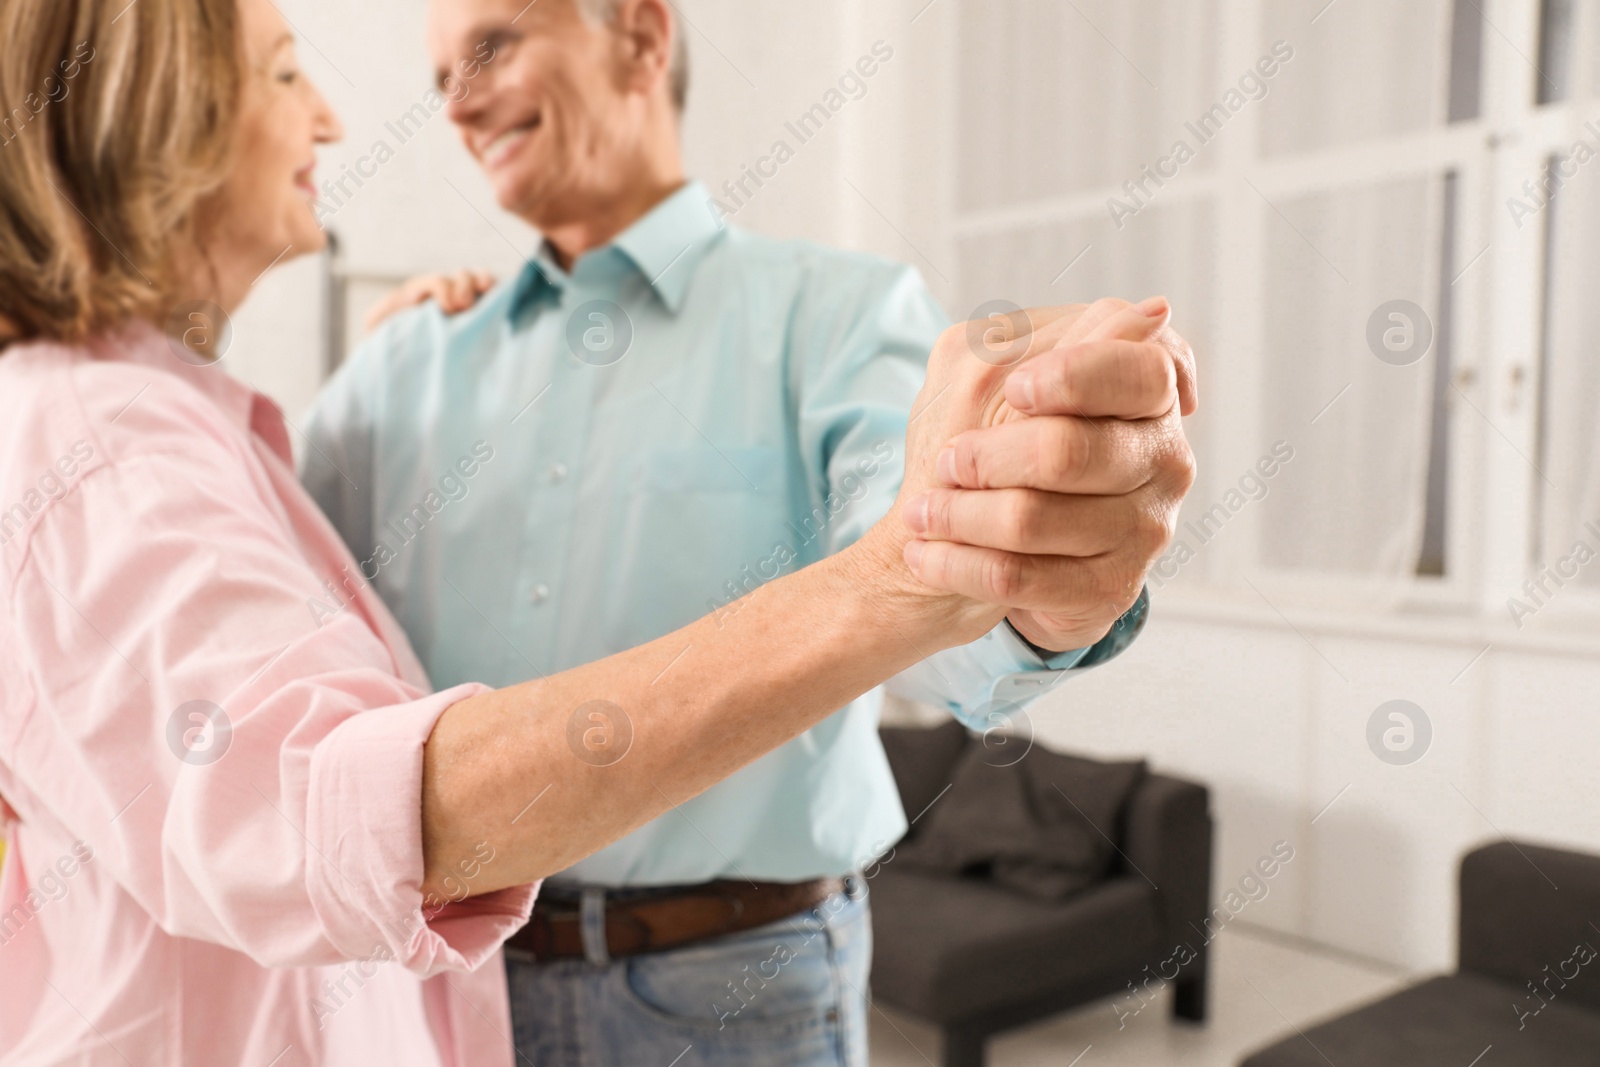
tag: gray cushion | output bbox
[869,865,1162,1023]
[1239,973,1600,1067]
[894,742,1146,901]
[879,720,971,836]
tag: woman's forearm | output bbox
[420,528,992,897]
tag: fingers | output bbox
[1003,339,1177,419]
[1027,295,1158,353]
[903,487,1157,558]
[362,289,415,334]
[938,415,1182,495]
[432,270,497,313]
[1158,323,1200,416]
[961,303,1087,367]
[993,296,1195,420]
[363,271,497,334]
[961,296,1157,367]
[1080,299,1198,416]
[902,539,1134,615]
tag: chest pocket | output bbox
[604,444,789,652]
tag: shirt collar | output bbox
[98,319,294,465]
[509,180,725,320]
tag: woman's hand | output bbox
[856,296,1199,654]
[363,269,496,333]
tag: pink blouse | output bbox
[0,323,537,1066]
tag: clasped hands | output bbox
[856,296,1198,655]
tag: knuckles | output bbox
[982,552,1027,603]
[1035,420,1090,488]
[1003,492,1046,548]
[1090,563,1145,620]
[930,322,970,367]
[950,436,982,487]
[1155,423,1197,497]
[1115,497,1172,564]
[925,490,957,539]
[1133,345,1180,412]
[1131,504,1175,562]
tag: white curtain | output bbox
[1536,1,1600,582]
[1251,0,1453,589]
[1255,175,1444,582]
[955,0,1223,212]
[1257,0,1457,158]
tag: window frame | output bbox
[938,0,1598,626]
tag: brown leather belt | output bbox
[506,878,845,961]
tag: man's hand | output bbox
[363,269,496,333]
[887,297,1198,654]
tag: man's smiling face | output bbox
[428,0,639,228]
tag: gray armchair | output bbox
[1241,840,1600,1066]
[870,721,1213,1067]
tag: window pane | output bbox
[1537,0,1577,105]
[1536,166,1600,587]
[1257,175,1445,579]
[1447,0,1485,121]
[955,0,1221,211]
[1578,1,1600,101]
[1258,0,1454,157]
[1416,171,1459,577]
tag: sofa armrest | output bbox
[1459,840,1600,1013]
[1121,772,1212,954]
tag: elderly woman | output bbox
[0,0,1192,1063]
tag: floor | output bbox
[867,924,1415,1067]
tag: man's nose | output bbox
[446,79,486,126]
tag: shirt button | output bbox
[549,463,568,484]
[530,584,551,605]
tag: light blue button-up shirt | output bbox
[300,180,1147,886]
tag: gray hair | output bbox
[577,0,690,112]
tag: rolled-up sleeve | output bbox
[6,435,533,975]
[304,688,530,975]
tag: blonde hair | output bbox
[0,0,241,345]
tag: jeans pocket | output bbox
[621,923,841,1035]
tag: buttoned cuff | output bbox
[305,682,538,978]
[985,586,1152,706]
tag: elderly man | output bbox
[300,0,1197,1063]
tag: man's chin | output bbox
[492,177,564,231]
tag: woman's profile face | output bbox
[204,0,343,289]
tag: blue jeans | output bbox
[505,879,871,1067]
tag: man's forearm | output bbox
[421,296,1199,898]
[421,530,989,897]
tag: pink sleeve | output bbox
[6,444,534,973]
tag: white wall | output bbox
[1011,598,1600,972]
[240,0,1600,975]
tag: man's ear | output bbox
[614,0,674,100]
